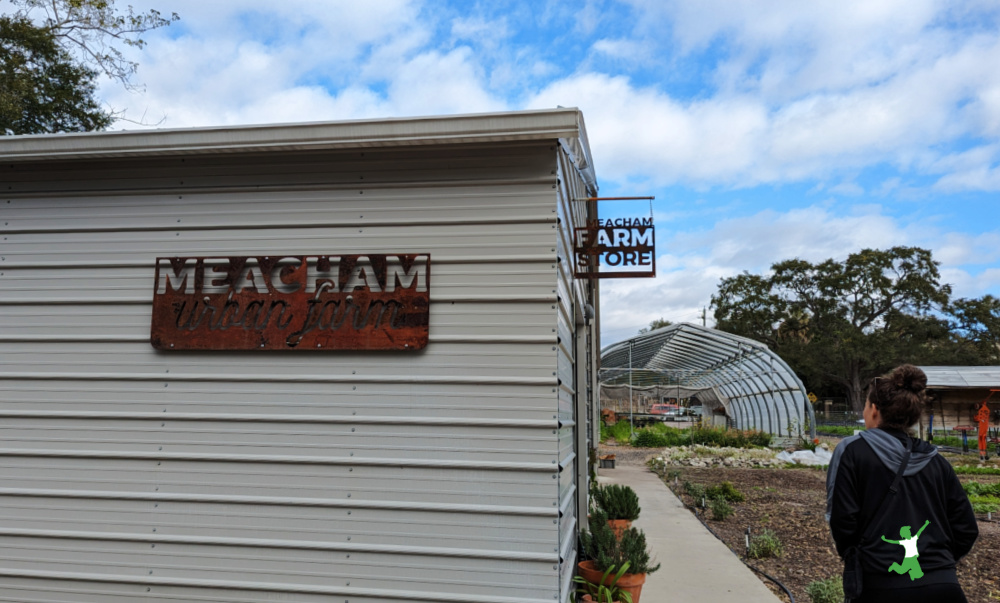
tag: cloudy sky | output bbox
[21,0,1000,345]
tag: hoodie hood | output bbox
[859,428,937,476]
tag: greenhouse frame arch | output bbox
[600,323,816,439]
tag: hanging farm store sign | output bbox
[151,254,430,351]
[574,217,655,279]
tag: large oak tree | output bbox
[710,247,971,411]
[2,0,177,134]
[1,15,112,133]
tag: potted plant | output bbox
[592,484,641,537]
[573,562,634,603]
[578,510,660,603]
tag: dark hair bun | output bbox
[893,364,927,394]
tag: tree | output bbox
[948,295,1000,364]
[10,0,178,89]
[638,318,673,334]
[711,247,954,411]
[2,0,178,134]
[1,16,112,133]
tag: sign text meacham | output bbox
[151,255,430,351]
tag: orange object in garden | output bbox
[577,560,647,603]
[976,390,997,460]
[607,519,633,539]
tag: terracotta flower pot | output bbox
[577,560,646,603]
[581,595,620,603]
[606,519,632,539]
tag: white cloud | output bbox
[57,0,1000,348]
[597,204,997,344]
[526,73,770,186]
[563,1,1000,191]
[100,0,508,128]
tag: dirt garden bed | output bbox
[601,443,1000,603]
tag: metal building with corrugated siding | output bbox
[0,109,600,603]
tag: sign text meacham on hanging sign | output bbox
[151,255,430,351]
[574,218,655,279]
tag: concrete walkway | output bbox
[598,464,783,603]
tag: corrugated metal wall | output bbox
[0,139,592,603]
[553,144,594,597]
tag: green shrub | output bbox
[592,484,641,521]
[816,425,863,437]
[748,529,783,559]
[706,481,745,503]
[961,481,1000,513]
[580,509,661,575]
[633,429,670,447]
[683,481,706,501]
[971,500,1000,514]
[806,577,844,603]
[963,481,1000,497]
[954,465,1000,475]
[643,423,689,444]
[710,498,734,521]
[930,435,964,447]
[688,425,771,448]
[608,421,633,445]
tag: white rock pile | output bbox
[648,445,786,469]
[649,443,834,470]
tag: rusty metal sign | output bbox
[574,218,655,279]
[151,255,430,351]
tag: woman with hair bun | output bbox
[827,364,978,603]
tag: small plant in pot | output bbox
[578,510,660,603]
[573,562,633,603]
[592,484,641,537]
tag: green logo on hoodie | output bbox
[881,520,930,581]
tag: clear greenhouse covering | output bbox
[600,323,816,439]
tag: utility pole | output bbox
[701,307,707,327]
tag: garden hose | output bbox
[691,506,796,603]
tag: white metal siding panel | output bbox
[553,146,597,602]
[0,140,569,603]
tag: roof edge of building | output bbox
[0,108,593,164]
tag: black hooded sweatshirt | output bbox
[826,428,978,589]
